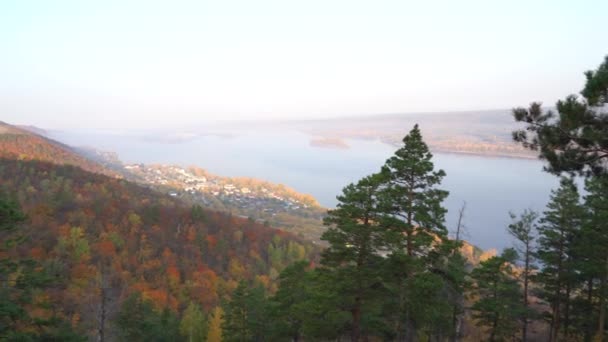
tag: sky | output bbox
[1,0,606,130]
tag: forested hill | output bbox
[0,121,116,176]
[0,157,316,339]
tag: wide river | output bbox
[52,128,560,251]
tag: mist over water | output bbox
[51,128,559,251]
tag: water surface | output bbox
[51,129,559,250]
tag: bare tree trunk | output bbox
[455,201,466,243]
[449,202,466,342]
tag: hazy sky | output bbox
[1,0,606,129]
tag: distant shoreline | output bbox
[428,148,537,161]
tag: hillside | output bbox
[0,158,316,339]
[1,121,328,241]
[73,142,329,242]
[121,164,328,242]
[0,121,116,176]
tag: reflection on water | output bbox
[51,129,559,250]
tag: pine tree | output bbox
[581,175,608,341]
[470,248,523,342]
[269,261,311,342]
[221,281,269,342]
[379,124,449,257]
[320,174,388,341]
[115,292,180,342]
[508,209,538,342]
[535,178,583,341]
[513,55,608,177]
[377,124,453,341]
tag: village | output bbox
[122,163,323,220]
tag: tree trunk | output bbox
[490,313,498,342]
[551,232,566,342]
[351,298,361,342]
[586,278,594,342]
[565,281,571,337]
[98,286,106,342]
[595,254,608,342]
[523,242,530,342]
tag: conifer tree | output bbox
[377,124,453,341]
[379,124,449,256]
[508,209,538,342]
[581,175,608,341]
[115,293,180,342]
[535,178,583,341]
[471,248,523,341]
[269,261,312,342]
[320,174,388,342]
[222,281,269,342]
[513,55,608,177]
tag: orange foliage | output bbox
[96,240,115,257]
[206,235,217,249]
[0,157,318,335]
[29,247,46,260]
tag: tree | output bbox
[207,306,224,342]
[507,209,538,342]
[535,178,583,341]
[179,302,207,342]
[320,174,388,342]
[269,261,312,341]
[379,124,450,257]
[115,292,181,342]
[513,55,608,177]
[377,124,453,341]
[581,175,608,341]
[470,248,523,341]
[221,281,269,342]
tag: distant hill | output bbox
[289,110,536,158]
[16,124,48,136]
[0,121,116,176]
[209,110,536,159]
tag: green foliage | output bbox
[56,226,90,262]
[0,193,85,341]
[221,281,270,342]
[267,261,310,341]
[535,178,583,338]
[115,292,181,342]
[513,55,608,177]
[379,124,449,253]
[179,302,207,342]
[507,209,538,341]
[312,125,462,341]
[470,249,523,341]
[578,175,608,340]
